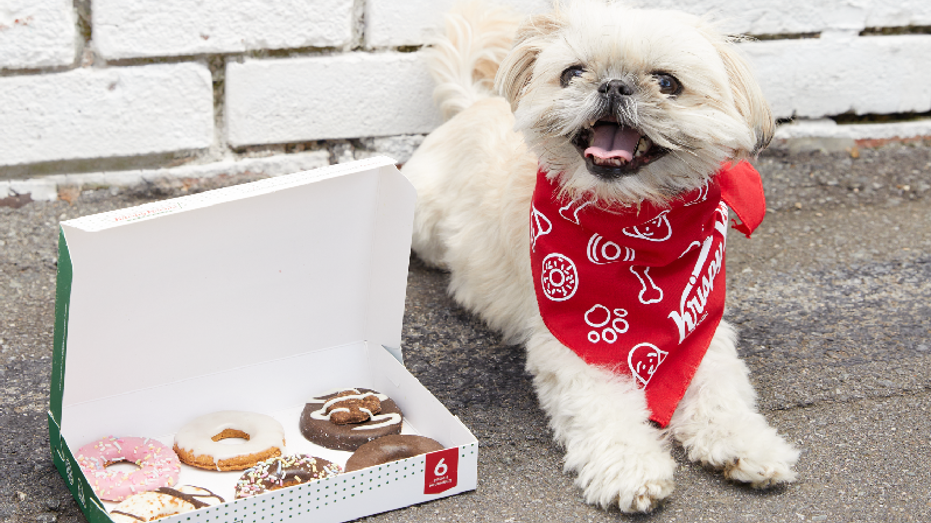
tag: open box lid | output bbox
[52,157,416,417]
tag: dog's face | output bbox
[495,1,773,206]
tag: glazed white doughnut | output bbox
[173,411,285,471]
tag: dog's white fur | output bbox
[402,0,800,512]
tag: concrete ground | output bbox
[2,140,930,523]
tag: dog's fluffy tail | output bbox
[425,1,521,121]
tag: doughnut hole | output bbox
[104,460,142,474]
[212,429,251,445]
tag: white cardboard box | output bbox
[49,157,478,523]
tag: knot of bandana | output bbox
[529,161,765,426]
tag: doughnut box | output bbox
[49,157,479,523]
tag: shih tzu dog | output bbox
[402,0,800,512]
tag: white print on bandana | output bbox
[683,181,710,207]
[628,343,668,388]
[558,199,592,225]
[667,204,729,343]
[584,304,629,344]
[630,266,664,304]
[530,205,552,252]
[541,253,578,301]
[622,210,672,242]
[587,233,635,265]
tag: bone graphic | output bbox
[628,343,668,388]
[678,240,702,259]
[558,199,592,225]
[530,205,552,252]
[630,265,663,304]
[622,210,672,241]
[587,233,635,265]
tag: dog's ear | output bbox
[713,36,775,158]
[494,9,564,111]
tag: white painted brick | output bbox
[366,0,551,48]
[367,1,931,48]
[742,34,931,119]
[0,0,76,69]
[94,0,353,60]
[775,118,931,142]
[225,52,442,146]
[629,0,931,35]
[864,0,931,29]
[0,63,214,167]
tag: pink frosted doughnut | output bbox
[76,436,181,502]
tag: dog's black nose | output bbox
[599,79,634,98]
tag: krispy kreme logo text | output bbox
[667,205,728,343]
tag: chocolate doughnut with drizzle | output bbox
[109,485,224,523]
[299,388,403,451]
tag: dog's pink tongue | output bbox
[585,124,639,161]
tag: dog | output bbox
[402,0,800,513]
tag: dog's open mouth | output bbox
[571,118,668,178]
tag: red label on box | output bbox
[423,447,459,494]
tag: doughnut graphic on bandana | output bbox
[541,253,578,302]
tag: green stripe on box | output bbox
[48,413,109,523]
[50,227,72,423]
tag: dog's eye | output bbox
[560,66,585,88]
[653,73,682,96]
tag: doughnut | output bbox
[234,455,342,499]
[109,485,224,523]
[299,388,403,451]
[75,436,180,502]
[173,411,285,471]
[344,435,445,472]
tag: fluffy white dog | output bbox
[402,0,800,512]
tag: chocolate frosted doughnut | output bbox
[299,388,402,451]
[345,435,445,472]
[234,455,341,499]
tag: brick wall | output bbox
[1,0,930,197]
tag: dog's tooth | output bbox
[635,137,651,157]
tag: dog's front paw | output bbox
[680,420,800,489]
[570,441,676,513]
[720,435,800,488]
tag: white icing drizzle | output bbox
[307,389,401,429]
[351,412,402,431]
[173,411,285,468]
[308,390,388,421]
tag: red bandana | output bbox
[530,161,765,426]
